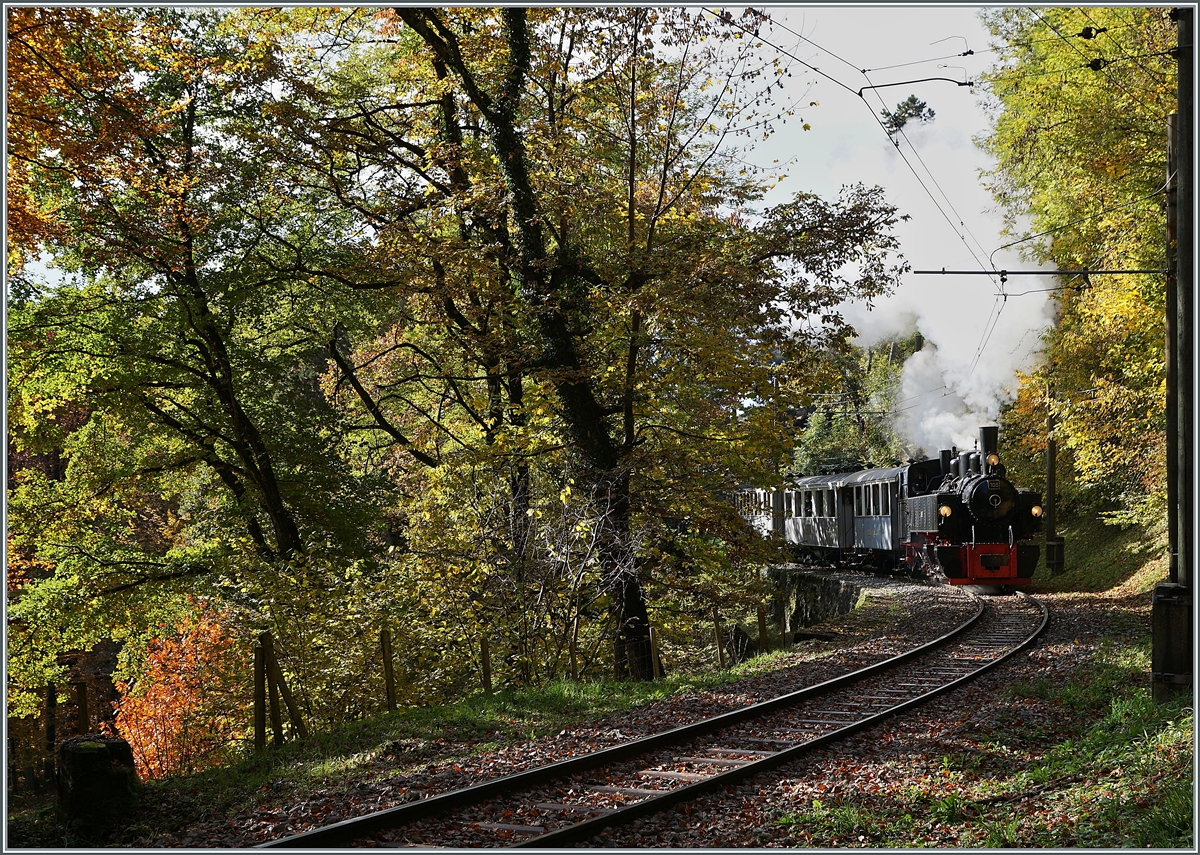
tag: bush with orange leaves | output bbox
[115,603,252,780]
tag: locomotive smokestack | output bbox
[980,425,999,457]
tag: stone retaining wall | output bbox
[789,571,867,630]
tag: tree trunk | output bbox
[596,470,653,681]
[400,7,655,680]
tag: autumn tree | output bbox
[114,600,250,779]
[7,6,907,714]
[979,7,1175,526]
[791,333,921,475]
[246,7,907,680]
[5,7,393,707]
[880,94,936,135]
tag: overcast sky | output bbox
[751,5,1058,453]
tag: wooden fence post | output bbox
[480,636,493,695]
[711,606,726,669]
[8,737,19,793]
[569,613,580,681]
[381,628,398,712]
[649,626,662,681]
[757,604,769,654]
[262,635,285,748]
[254,643,266,751]
[260,632,308,740]
[73,682,89,734]
[44,682,56,782]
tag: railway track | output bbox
[260,591,1047,849]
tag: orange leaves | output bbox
[115,603,251,779]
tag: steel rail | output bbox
[516,591,1048,848]
[259,591,985,848]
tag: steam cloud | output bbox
[836,125,1059,457]
[757,6,1060,458]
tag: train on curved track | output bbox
[739,425,1044,587]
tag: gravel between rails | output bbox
[137,574,1155,849]
[585,589,1156,848]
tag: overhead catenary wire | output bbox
[727,9,1002,278]
[706,8,1166,396]
[1031,7,1169,119]
[708,7,1019,388]
[747,7,1002,273]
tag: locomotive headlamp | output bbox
[986,452,1001,467]
[1031,505,1044,518]
[939,504,953,518]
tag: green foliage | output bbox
[880,94,936,135]
[6,7,908,756]
[791,333,920,475]
[1031,509,1167,595]
[981,8,1174,529]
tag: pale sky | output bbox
[752,5,1058,453]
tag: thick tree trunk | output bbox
[401,7,656,679]
[596,470,653,681]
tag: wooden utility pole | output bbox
[1153,6,1193,702]
[380,628,397,712]
[1045,386,1064,575]
[1168,112,1179,584]
[1173,5,1194,593]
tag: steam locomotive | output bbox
[739,426,1044,587]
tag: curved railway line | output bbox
[260,590,1047,849]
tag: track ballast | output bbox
[260,590,1047,849]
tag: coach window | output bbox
[882,488,890,516]
[813,490,823,518]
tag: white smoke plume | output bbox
[826,123,1059,454]
[754,6,1060,457]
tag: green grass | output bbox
[770,511,1193,849]
[6,640,837,847]
[1032,511,1167,595]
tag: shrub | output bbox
[114,602,251,779]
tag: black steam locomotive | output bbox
[739,426,1044,587]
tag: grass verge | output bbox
[772,512,1191,849]
[6,626,845,847]
[772,636,1193,848]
